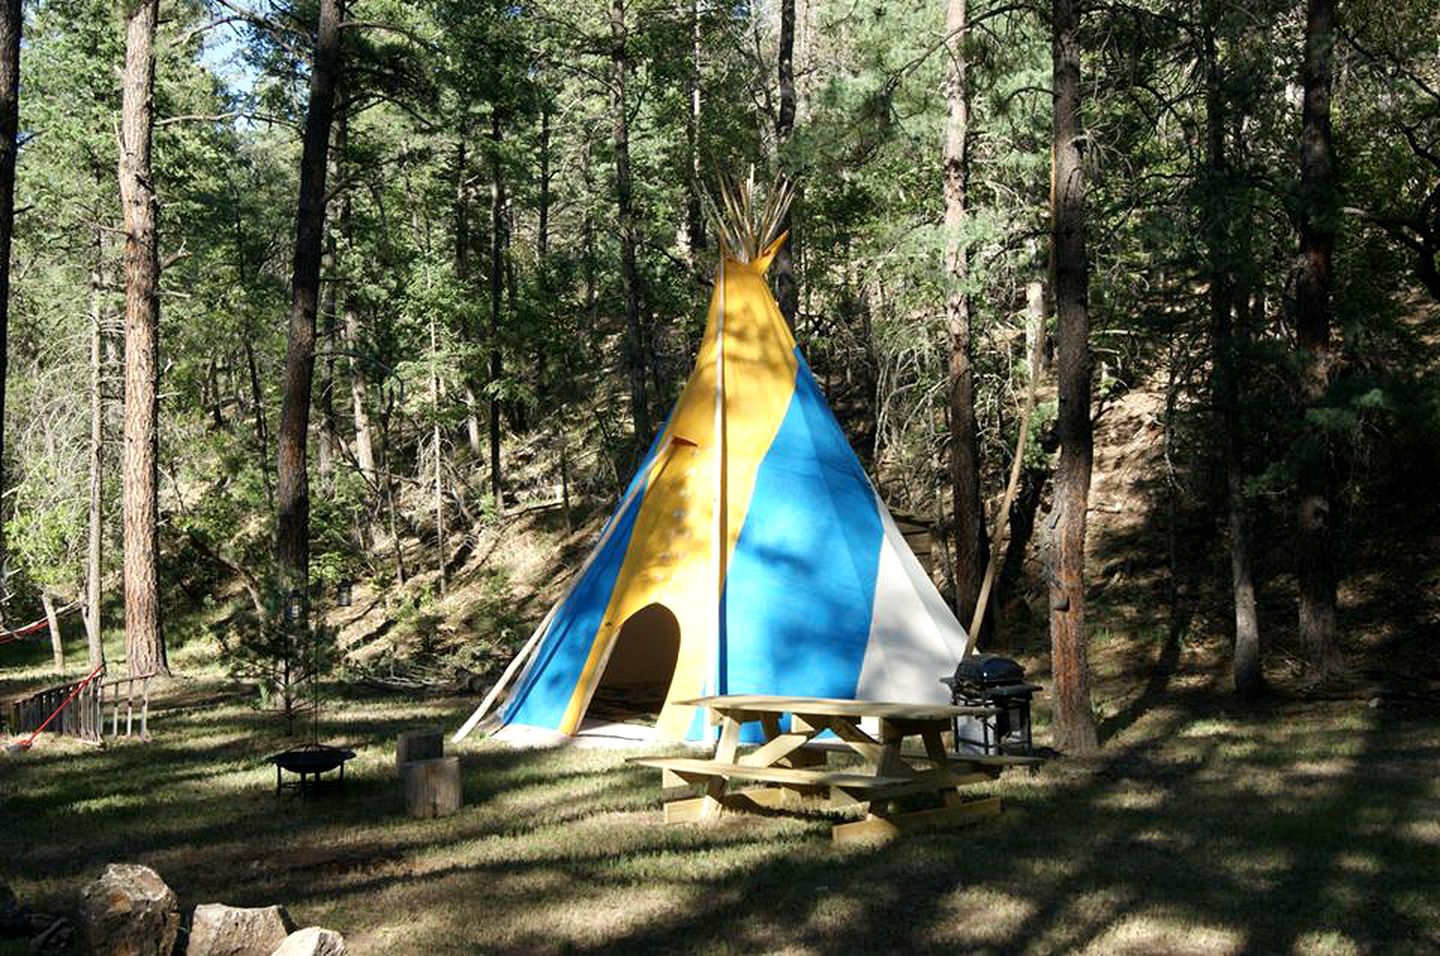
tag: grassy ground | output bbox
[3,630,1437,956]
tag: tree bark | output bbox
[488,107,505,510]
[317,230,338,480]
[942,0,988,642]
[0,0,19,606]
[454,135,484,459]
[686,0,705,258]
[1295,0,1341,681]
[610,0,652,451]
[86,233,106,671]
[335,109,375,482]
[1203,24,1263,698]
[772,0,798,328]
[42,591,62,673]
[431,307,447,593]
[1046,0,1098,754]
[538,108,552,261]
[275,0,342,599]
[119,0,166,678]
[244,341,273,509]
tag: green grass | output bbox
[3,643,1438,955]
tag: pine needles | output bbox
[705,169,793,264]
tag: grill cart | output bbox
[941,654,1040,756]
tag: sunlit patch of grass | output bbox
[1293,930,1364,956]
[1080,912,1245,956]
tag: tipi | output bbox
[456,178,970,744]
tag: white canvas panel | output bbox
[855,497,971,703]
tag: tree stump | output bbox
[395,727,444,769]
[402,756,461,818]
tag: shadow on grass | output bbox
[4,672,1437,955]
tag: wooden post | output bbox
[396,727,444,768]
[403,756,462,819]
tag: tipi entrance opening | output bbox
[586,603,681,726]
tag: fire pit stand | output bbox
[267,743,356,797]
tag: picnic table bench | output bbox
[630,694,1042,843]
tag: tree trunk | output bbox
[538,109,552,261]
[430,309,447,593]
[42,591,62,673]
[119,0,166,678]
[0,0,18,607]
[610,0,652,451]
[275,0,342,599]
[1295,0,1341,681]
[1203,24,1263,698]
[686,0,705,258]
[454,135,484,459]
[942,0,988,642]
[317,230,338,480]
[488,107,505,510]
[994,281,1050,626]
[335,113,375,483]
[772,0,798,328]
[86,235,106,671]
[1046,0,1098,754]
[244,340,273,509]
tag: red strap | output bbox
[19,663,107,748]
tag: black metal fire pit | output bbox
[267,743,356,796]
[942,654,1040,756]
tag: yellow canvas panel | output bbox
[556,252,800,739]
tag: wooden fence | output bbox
[4,669,154,745]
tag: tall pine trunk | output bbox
[1295,0,1341,680]
[335,108,375,481]
[276,0,342,599]
[455,136,484,458]
[488,108,505,510]
[942,0,988,642]
[0,0,18,608]
[119,0,166,677]
[1046,0,1098,753]
[86,229,106,671]
[772,0,798,328]
[686,0,704,258]
[1203,24,1263,697]
[610,0,652,451]
[317,231,338,480]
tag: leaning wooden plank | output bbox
[830,796,1002,843]
[628,756,908,789]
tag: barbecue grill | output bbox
[941,654,1039,756]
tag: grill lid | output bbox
[951,653,1026,687]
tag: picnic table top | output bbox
[675,694,996,722]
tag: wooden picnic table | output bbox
[630,694,1041,843]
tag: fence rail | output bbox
[4,669,155,745]
[100,672,154,740]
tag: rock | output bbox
[395,727,444,768]
[270,927,346,956]
[402,756,462,818]
[76,863,180,956]
[187,904,293,956]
